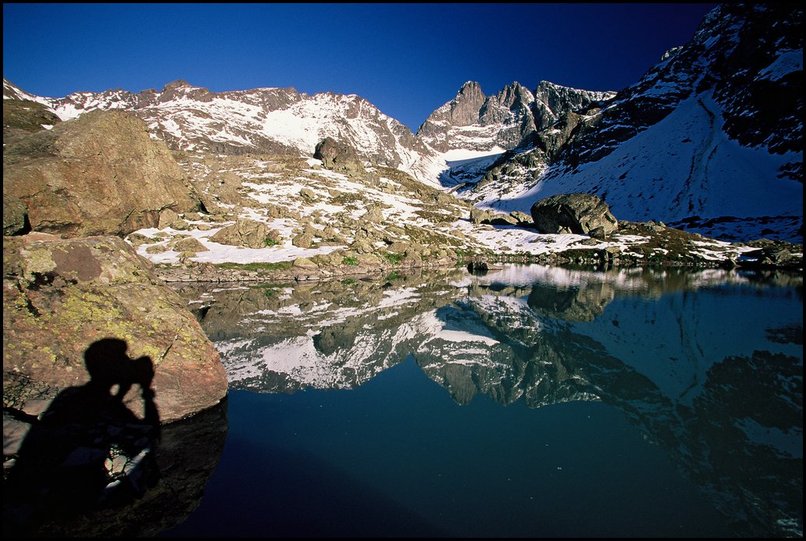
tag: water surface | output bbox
[164,265,803,538]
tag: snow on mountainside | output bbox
[416,80,615,187]
[3,79,41,102]
[3,79,447,186]
[467,2,803,242]
[474,92,802,241]
[4,4,801,244]
[417,80,615,154]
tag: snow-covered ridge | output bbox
[417,79,616,155]
[3,75,619,189]
[457,3,803,242]
[473,91,802,242]
[2,79,447,186]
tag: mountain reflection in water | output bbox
[170,265,803,538]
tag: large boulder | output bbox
[530,193,618,239]
[313,137,365,176]
[2,233,228,425]
[3,110,200,237]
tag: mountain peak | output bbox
[456,81,485,102]
[460,80,481,92]
[163,79,194,91]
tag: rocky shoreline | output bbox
[150,224,803,284]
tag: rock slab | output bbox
[3,233,228,425]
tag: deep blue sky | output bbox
[3,3,715,131]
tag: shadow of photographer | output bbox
[5,338,161,533]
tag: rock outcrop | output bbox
[314,137,365,176]
[3,233,228,424]
[530,193,619,239]
[3,110,200,238]
[209,218,280,248]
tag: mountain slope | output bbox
[3,3,801,244]
[3,79,447,186]
[417,80,615,155]
[464,2,803,242]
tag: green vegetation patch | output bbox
[383,252,404,265]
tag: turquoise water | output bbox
[162,266,803,538]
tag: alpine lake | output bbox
[83,264,806,537]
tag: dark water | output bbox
[6,266,800,537]
[153,265,802,538]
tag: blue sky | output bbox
[3,3,715,131]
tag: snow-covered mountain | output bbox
[417,80,615,155]
[4,3,801,243]
[465,2,803,242]
[2,79,447,186]
[416,80,615,186]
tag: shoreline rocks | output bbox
[3,233,228,425]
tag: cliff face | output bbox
[417,80,614,154]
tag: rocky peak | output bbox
[480,82,534,121]
[458,80,483,97]
[415,81,488,152]
[158,80,213,103]
[554,2,803,170]
[418,78,615,154]
[163,79,193,90]
[444,80,487,126]
[532,81,616,130]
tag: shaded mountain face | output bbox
[463,2,803,243]
[555,2,803,171]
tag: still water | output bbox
[161,265,802,538]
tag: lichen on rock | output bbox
[3,233,227,426]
